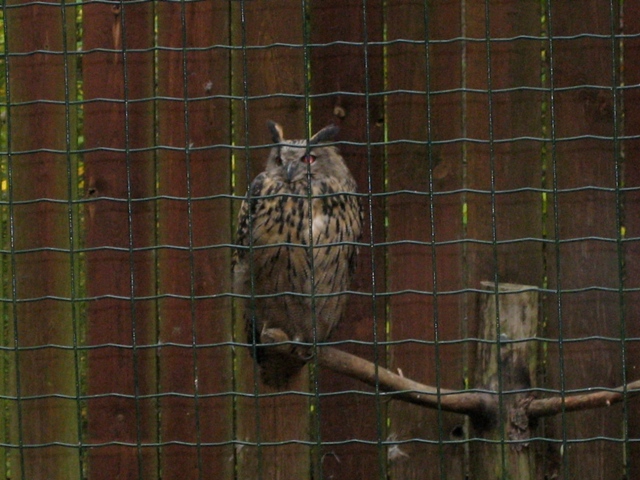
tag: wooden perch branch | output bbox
[267,283,638,477]
[264,283,639,432]
[527,378,640,418]
[317,345,492,416]
[315,344,640,421]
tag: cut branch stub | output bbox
[474,281,539,429]
[471,282,541,479]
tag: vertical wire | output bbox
[117,1,146,476]
[359,0,386,476]
[227,0,241,473]
[380,3,393,472]
[0,10,6,474]
[609,0,628,476]
[151,3,162,476]
[1,4,28,479]
[299,1,321,468]
[538,3,550,473]
[237,1,264,475]
[459,1,471,475]
[76,2,89,474]
[177,1,204,475]
[482,0,507,473]
[544,1,569,477]
[420,3,447,479]
[59,0,85,476]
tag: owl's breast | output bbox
[312,214,328,240]
[247,177,358,250]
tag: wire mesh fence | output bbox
[0,0,639,479]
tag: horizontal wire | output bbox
[2,132,639,156]
[1,234,638,259]
[3,29,640,48]
[0,380,634,403]
[2,335,638,355]
[0,434,628,450]
[0,185,638,206]
[3,82,639,108]
[2,283,639,303]
[0,434,630,450]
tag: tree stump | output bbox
[471,282,540,479]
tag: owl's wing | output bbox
[232,172,267,293]
[347,194,364,277]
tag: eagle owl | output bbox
[233,121,362,388]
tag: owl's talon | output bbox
[292,346,313,362]
[260,327,291,345]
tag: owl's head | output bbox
[265,120,351,184]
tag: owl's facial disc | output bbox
[278,146,316,183]
[284,158,312,182]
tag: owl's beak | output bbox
[285,161,297,182]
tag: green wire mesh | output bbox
[0,1,638,479]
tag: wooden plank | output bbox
[620,3,640,478]
[463,0,546,287]
[231,2,310,479]
[385,1,466,478]
[308,1,387,478]
[4,1,80,478]
[543,1,625,478]
[0,33,7,475]
[156,2,233,478]
[82,3,157,478]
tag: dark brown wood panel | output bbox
[621,2,640,478]
[543,1,625,478]
[83,3,157,478]
[4,1,80,478]
[156,2,233,478]
[464,0,546,287]
[385,1,467,478]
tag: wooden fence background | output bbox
[1,0,639,478]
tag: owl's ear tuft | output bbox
[310,124,340,144]
[267,121,284,144]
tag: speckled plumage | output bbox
[233,121,362,388]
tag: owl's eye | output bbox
[300,154,316,164]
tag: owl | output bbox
[233,121,362,388]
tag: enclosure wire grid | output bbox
[0,0,638,479]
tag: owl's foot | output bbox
[260,326,291,345]
[259,327,313,362]
[260,326,302,355]
[291,343,314,362]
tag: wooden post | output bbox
[471,282,541,479]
